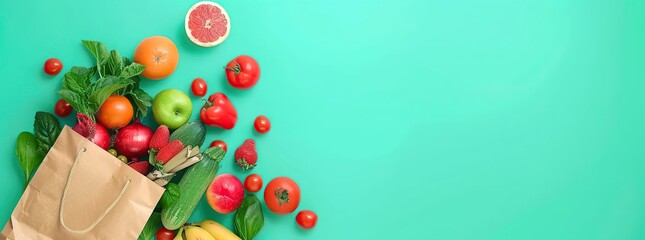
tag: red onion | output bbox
[114,119,153,158]
[72,113,111,150]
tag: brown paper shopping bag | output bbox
[1,126,164,239]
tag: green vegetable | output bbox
[160,182,181,210]
[16,132,43,189]
[161,147,225,230]
[234,195,265,240]
[58,40,152,119]
[169,121,207,148]
[138,212,161,240]
[33,112,61,157]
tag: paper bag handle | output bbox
[59,147,132,234]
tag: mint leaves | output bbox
[58,40,152,119]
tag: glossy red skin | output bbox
[44,58,63,75]
[225,55,260,89]
[156,227,175,240]
[209,140,227,152]
[114,120,153,158]
[73,122,110,150]
[254,115,271,134]
[206,174,245,214]
[244,174,263,192]
[191,78,208,97]
[54,99,73,117]
[200,92,237,129]
[264,177,301,214]
[296,210,318,229]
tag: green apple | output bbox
[153,89,193,130]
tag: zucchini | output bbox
[170,120,206,148]
[161,147,225,230]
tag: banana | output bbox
[185,225,216,240]
[174,227,186,240]
[196,220,241,240]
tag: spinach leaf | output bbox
[16,132,43,189]
[59,89,94,117]
[88,76,134,107]
[33,112,62,157]
[120,62,146,79]
[82,40,108,77]
[160,183,180,210]
[234,195,265,240]
[138,212,161,240]
[106,50,123,76]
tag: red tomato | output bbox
[156,227,175,240]
[209,140,228,152]
[296,210,318,229]
[225,55,260,89]
[54,99,73,117]
[254,115,271,134]
[191,78,207,97]
[264,177,300,214]
[244,174,263,192]
[44,58,63,75]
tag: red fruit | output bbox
[253,115,271,134]
[206,174,245,214]
[44,58,63,75]
[128,161,150,175]
[234,139,257,170]
[185,1,230,47]
[149,125,170,151]
[296,210,318,229]
[209,140,227,152]
[156,139,184,164]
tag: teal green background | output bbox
[2,0,645,239]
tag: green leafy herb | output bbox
[138,212,161,240]
[16,132,43,189]
[234,195,265,240]
[33,112,62,157]
[58,40,152,119]
[160,183,181,210]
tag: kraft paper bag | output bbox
[1,126,164,239]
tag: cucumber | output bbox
[161,147,225,230]
[170,120,206,148]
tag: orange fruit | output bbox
[133,36,179,80]
[97,95,134,129]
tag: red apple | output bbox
[206,174,244,214]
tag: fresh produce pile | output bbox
[14,1,317,239]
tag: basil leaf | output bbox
[138,212,161,240]
[59,89,95,117]
[106,50,123,76]
[82,40,108,77]
[119,62,146,79]
[62,72,90,95]
[16,132,43,189]
[88,76,134,107]
[127,89,153,117]
[160,183,180,210]
[69,66,96,81]
[33,112,62,157]
[234,195,265,240]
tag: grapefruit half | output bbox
[185,1,231,47]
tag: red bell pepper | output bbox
[200,92,238,129]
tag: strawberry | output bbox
[235,139,257,170]
[128,161,150,175]
[156,139,184,164]
[149,125,170,151]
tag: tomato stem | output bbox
[274,188,290,206]
[224,62,242,76]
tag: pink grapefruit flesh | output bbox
[185,1,230,47]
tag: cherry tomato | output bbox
[209,140,228,152]
[44,58,63,75]
[244,174,263,192]
[156,227,175,240]
[296,210,318,229]
[191,78,207,97]
[254,115,271,134]
[225,55,260,89]
[264,177,300,214]
[54,99,73,117]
